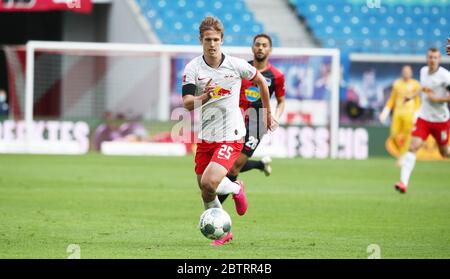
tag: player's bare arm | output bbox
[404,91,422,103]
[274,95,285,120]
[404,86,429,103]
[253,71,273,130]
[182,79,214,111]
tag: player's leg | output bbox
[395,137,422,193]
[215,166,241,200]
[218,110,260,203]
[438,144,449,158]
[195,143,223,210]
[195,142,240,209]
[397,114,414,166]
[218,133,268,204]
[199,162,229,209]
[200,149,245,209]
[431,120,449,159]
[238,134,266,175]
[229,152,250,179]
[239,108,272,175]
[395,118,428,193]
[211,142,248,215]
[198,162,234,246]
[232,136,271,176]
[207,142,246,246]
[217,152,249,203]
[401,114,414,154]
[240,156,272,176]
[390,114,403,151]
[196,174,220,209]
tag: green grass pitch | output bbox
[0,154,449,258]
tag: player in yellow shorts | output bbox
[379,65,421,164]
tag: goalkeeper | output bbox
[379,65,421,164]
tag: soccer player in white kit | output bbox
[182,17,273,245]
[395,48,450,193]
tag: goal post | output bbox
[6,40,340,157]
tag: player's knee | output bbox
[200,181,215,194]
[200,177,220,194]
[408,141,422,152]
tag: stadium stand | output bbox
[136,0,279,46]
[289,0,449,54]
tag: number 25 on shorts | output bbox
[218,145,233,160]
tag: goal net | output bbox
[2,41,340,157]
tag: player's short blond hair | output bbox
[199,16,224,39]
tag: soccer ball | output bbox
[199,208,232,240]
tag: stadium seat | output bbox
[137,0,273,46]
[291,0,449,54]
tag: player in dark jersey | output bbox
[218,34,285,203]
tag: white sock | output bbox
[397,154,406,166]
[216,177,240,195]
[203,196,222,210]
[400,152,416,186]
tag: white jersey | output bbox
[182,53,257,141]
[418,66,450,122]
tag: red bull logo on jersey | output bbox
[212,86,232,99]
[245,86,260,102]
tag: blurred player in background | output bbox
[395,48,450,193]
[379,65,421,166]
[182,17,273,245]
[93,111,122,151]
[218,34,285,204]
